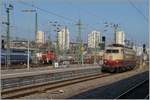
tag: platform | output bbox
[2,64,100,79]
[2,64,101,90]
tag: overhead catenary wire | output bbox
[17,1,76,23]
[3,1,96,46]
[15,0,100,34]
[127,0,148,22]
[16,1,94,40]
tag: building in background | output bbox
[36,31,45,44]
[115,31,125,45]
[133,46,143,56]
[57,27,69,50]
[88,31,101,48]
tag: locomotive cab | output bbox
[102,44,136,73]
[104,47,124,66]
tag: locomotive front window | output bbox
[106,49,119,53]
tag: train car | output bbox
[101,44,136,73]
[1,49,32,65]
[40,51,56,64]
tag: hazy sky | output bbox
[0,0,149,46]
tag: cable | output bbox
[15,0,103,43]
[18,1,101,31]
[17,1,76,23]
[127,0,148,22]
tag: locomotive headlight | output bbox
[116,60,119,63]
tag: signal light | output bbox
[102,36,105,42]
[143,44,146,53]
[1,40,5,49]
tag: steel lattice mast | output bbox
[76,19,83,64]
[6,4,13,68]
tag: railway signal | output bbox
[99,36,106,50]
[102,36,106,50]
[1,40,5,49]
[143,44,146,53]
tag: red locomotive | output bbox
[40,51,56,64]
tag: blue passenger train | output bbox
[1,48,32,65]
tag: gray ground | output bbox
[21,66,149,99]
[69,71,149,99]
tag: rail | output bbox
[115,79,149,99]
[2,73,111,99]
[2,67,101,89]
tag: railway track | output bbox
[1,63,50,70]
[2,63,97,70]
[2,73,111,99]
[115,79,149,99]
